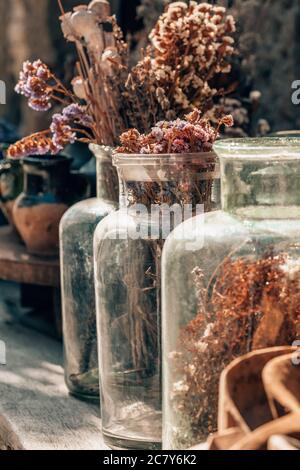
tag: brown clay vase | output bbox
[13,155,89,257]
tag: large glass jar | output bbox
[60,145,118,401]
[94,152,220,449]
[162,138,300,450]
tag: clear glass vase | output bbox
[60,145,118,401]
[94,152,220,449]
[162,138,300,450]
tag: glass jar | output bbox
[162,137,300,450]
[94,152,219,450]
[60,145,118,401]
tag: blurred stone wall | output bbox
[229,0,300,131]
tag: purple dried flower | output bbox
[117,109,234,155]
[15,60,53,112]
[171,138,190,154]
[152,143,166,154]
[140,146,151,154]
[50,113,76,150]
[62,104,93,127]
[151,127,164,141]
[29,97,52,112]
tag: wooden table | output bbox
[0,309,105,450]
[0,226,60,288]
[0,226,62,337]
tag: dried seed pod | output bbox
[70,10,97,38]
[88,0,110,19]
[101,47,121,76]
[102,47,121,63]
[60,12,76,41]
[72,76,87,100]
[168,2,188,11]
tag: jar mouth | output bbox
[23,155,72,166]
[214,137,300,160]
[113,151,217,168]
[89,144,113,162]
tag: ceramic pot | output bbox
[0,157,23,227]
[13,155,89,257]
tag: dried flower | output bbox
[130,2,236,119]
[170,249,300,448]
[7,132,60,158]
[61,103,93,128]
[50,113,76,151]
[9,0,238,158]
[116,109,233,154]
[71,76,87,100]
[15,60,53,111]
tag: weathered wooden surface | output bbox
[0,311,105,450]
[0,227,60,287]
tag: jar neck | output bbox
[96,157,119,203]
[91,145,119,203]
[221,158,300,219]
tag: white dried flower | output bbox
[60,12,76,41]
[195,340,208,353]
[101,47,122,75]
[173,380,189,393]
[257,119,271,136]
[203,323,214,338]
[250,90,262,103]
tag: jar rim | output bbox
[113,151,217,167]
[89,143,113,162]
[214,137,300,159]
[22,154,72,167]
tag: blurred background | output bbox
[0,0,300,136]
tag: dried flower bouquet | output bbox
[116,109,233,211]
[8,1,237,159]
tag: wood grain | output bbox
[0,309,105,450]
[0,227,60,287]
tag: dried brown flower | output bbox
[116,109,233,155]
[129,2,236,120]
[9,0,238,158]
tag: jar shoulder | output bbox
[61,197,116,228]
[94,208,141,244]
[163,211,243,255]
[163,210,300,269]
